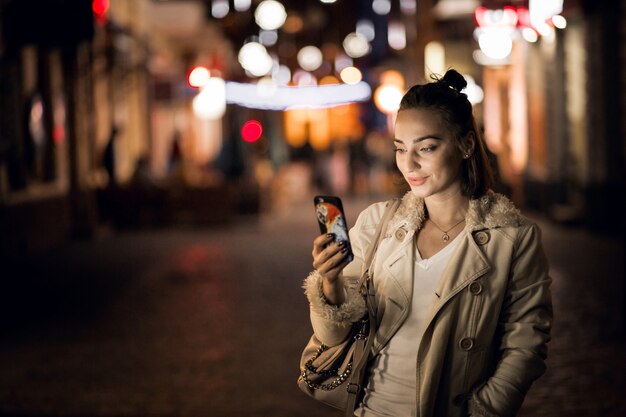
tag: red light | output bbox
[93,0,110,25]
[475,6,487,27]
[241,120,263,143]
[92,0,109,16]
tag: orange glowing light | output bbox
[339,66,362,85]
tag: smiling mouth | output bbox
[407,176,428,186]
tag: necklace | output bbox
[428,217,465,242]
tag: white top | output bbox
[355,230,464,417]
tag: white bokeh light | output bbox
[552,15,567,29]
[462,74,484,105]
[255,1,287,31]
[212,0,229,19]
[259,29,278,46]
[293,70,317,87]
[234,0,251,12]
[522,27,539,43]
[388,21,406,50]
[356,19,375,42]
[193,77,226,119]
[273,64,292,85]
[372,0,391,15]
[297,46,324,71]
[238,42,273,76]
[343,32,371,58]
[400,0,416,15]
[334,53,353,73]
[477,30,513,60]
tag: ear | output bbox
[461,131,476,158]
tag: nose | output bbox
[405,151,421,171]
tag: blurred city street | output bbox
[1,2,625,415]
[1,195,624,417]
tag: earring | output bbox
[463,153,470,159]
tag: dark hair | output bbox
[398,69,493,198]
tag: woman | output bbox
[305,69,552,417]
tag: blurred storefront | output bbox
[1,0,624,256]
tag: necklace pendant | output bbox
[442,233,450,242]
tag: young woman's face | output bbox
[394,108,464,200]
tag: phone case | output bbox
[314,195,354,262]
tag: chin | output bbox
[409,186,434,199]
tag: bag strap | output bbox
[344,198,401,416]
[357,198,401,291]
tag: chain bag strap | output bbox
[298,198,400,416]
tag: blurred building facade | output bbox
[0,0,624,256]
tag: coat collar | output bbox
[388,190,524,233]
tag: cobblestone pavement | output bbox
[0,196,624,417]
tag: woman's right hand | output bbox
[312,234,351,305]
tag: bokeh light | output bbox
[374,84,403,114]
[255,1,287,31]
[552,15,567,29]
[388,21,406,50]
[212,0,229,19]
[272,64,292,85]
[192,77,226,120]
[188,66,210,88]
[234,0,252,12]
[259,30,278,46]
[356,19,375,42]
[478,30,513,60]
[241,120,263,142]
[238,42,273,76]
[372,0,391,15]
[340,66,362,85]
[297,46,324,71]
[343,32,370,58]
[522,27,539,43]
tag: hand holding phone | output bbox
[313,195,353,263]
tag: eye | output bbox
[420,145,437,153]
[394,147,407,154]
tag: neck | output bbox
[424,190,470,227]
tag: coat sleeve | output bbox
[469,223,553,417]
[303,203,383,347]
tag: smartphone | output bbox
[314,195,354,262]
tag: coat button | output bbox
[394,228,407,241]
[474,231,490,245]
[459,337,474,351]
[469,281,483,295]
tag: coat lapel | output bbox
[423,231,491,329]
[380,228,416,308]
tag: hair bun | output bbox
[441,69,467,93]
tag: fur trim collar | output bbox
[388,190,524,232]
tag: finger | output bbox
[312,233,335,256]
[313,241,345,269]
[316,246,350,274]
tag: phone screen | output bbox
[314,195,354,262]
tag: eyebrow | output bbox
[393,135,444,144]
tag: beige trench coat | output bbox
[304,191,553,417]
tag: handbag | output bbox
[298,198,400,417]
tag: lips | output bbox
[407,176,428,186]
